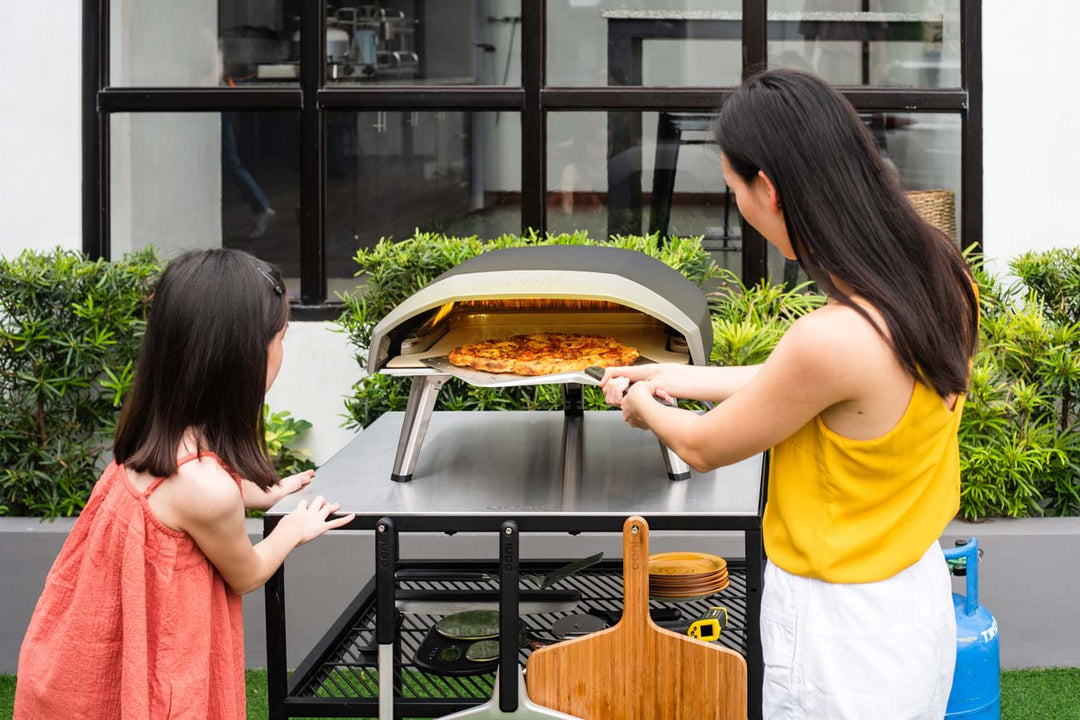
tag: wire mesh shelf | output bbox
[291,561,748,710]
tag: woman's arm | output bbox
[618,310,863,473]
[601,363,763,405]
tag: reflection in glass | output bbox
[110,113,300,287]
[768,0,961,88]
[548,112,740,274]
[110,0,302,86]
[326,111,521,296]
[547,0,742,87]
[765,111,961,287]
[326,1,521,85]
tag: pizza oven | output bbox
[367,245,713,482]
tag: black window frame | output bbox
[84,0,982,322]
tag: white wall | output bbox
[0,1,82,253]
[264,322,364,466]
[982,1,1080,276]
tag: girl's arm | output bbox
[617,309,866,473]
[601,363,763,405]
[177,470,352,594]
[243,469,315,511]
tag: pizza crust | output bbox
[448,332,640,376]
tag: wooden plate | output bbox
[651,569,728,585]
[648,552,727,579]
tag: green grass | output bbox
[1,668,1077,719]
[1001,668,1080,720]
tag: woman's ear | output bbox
[757,170,782,212]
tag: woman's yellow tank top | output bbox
[763,379,964,583]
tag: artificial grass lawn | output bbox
[0,668,1077,718]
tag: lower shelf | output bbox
[282,560,748,718]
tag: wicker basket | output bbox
[905,189,956,242]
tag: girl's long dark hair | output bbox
[714,69,978,398]
[114,248,288,488]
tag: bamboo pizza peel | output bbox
[525,516,747,720]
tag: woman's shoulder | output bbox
[785,301,893,362]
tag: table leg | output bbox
[265,518,289,720]
[499,521,520,711]
[376,517,399,720]
[648,112,683,240]
[607,25,643,239]
[745,528,765,720]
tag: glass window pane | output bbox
[327,1,521,85]
[766,111,962,286]
[547,1,742,87]
[326,111,521,296]
[109,0,300,86]
[548,111,742,276]
[768,0,961,88]
[110,113,301,293]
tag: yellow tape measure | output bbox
[687,606,729,642]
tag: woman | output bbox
[602,69,978,719]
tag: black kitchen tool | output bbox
[414,627,499,676]
[551,613,608,640]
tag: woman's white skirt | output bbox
[761,542,956,720]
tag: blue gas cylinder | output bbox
[943,538,1000,720]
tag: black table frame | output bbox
[263,469,769,719]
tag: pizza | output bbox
[448,332,639,376]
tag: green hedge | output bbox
[0,248,312,518]
[2,240,1076,520]
[339,233,1080,520]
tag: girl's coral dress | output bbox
[15,452,246,719]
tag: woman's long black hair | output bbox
[113,248,288,488]
[714,69,978,399]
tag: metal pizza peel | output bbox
[420,356,653,388]
[433,667,585,720]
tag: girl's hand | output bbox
[600,364,660,406]
[278,469,314,498]
[243,469,315,511]
[284,495,355,547]
[621,380,676,429]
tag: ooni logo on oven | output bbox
[505,275,562,289]
[486,505,544,511]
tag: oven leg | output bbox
[392,375,448,482]
[659,441,691,481]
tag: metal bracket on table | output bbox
[376,517,399,720]
[392,374,449,482]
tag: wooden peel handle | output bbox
[621,515,651,628]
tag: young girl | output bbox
[15,249,354,719]
[602,70,978,719]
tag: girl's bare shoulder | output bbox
[170,456,244,525]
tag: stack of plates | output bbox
[648,552,729,602]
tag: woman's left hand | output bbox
[620,380,676,429]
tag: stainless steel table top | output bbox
[267,411,765,525]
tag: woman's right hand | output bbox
[600,364,663,407]
[284,495,355,547]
